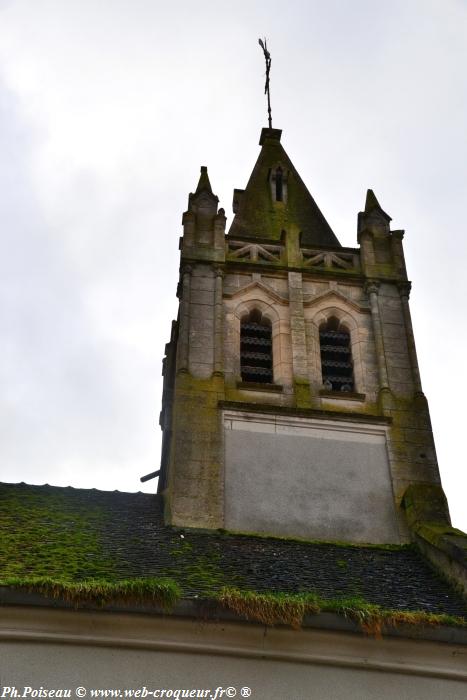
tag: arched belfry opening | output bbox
[240,309,273,383]
[319,316,354,392]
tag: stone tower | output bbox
[158,127,450,545]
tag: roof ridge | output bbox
[0,480,159,497]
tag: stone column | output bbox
[288,272,308,380]
[177,265,191,373]
[214,266,224,375]
[398,282,423,395]
[391,230,407,278]
[288,271,310,407]
[365,280,389,391]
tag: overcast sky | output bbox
[1,0,466,531]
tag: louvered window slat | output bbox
[319,319,354,392]
[241,311,273,384]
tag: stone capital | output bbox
[364,279,380,296]
[180,264,193,277]
[397,281,412,299]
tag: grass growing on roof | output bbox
[0,576,181,610]
[217,588,467,636]
[219,588,321,628]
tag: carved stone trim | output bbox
[227,240,283,263]
[223,279,289,305]
[303,289,370,314]
[302,249,360,271]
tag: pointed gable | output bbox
[228,128,340,247]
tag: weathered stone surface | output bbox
[386,352,411,370]
[380,282,401,298]
[381,322,406,339]
[224,410,401,544]
[189,288,215,305]
[380,307,406,325]
[190,275,217,291]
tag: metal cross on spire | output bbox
[258,37,272,129]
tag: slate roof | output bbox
[1,482,466,618]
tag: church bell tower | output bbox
[158,126,450,546]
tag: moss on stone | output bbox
[167,371,225,528]
[402,483,450,528]
[228,136,339,247]
[416,522,467,549]
[293,378,312,408]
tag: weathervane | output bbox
[258,37,272,128]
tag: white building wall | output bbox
[1,607,466,700]
[223,410,400,544]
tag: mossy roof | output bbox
[1,481,466,620]
[228,130,340,247]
